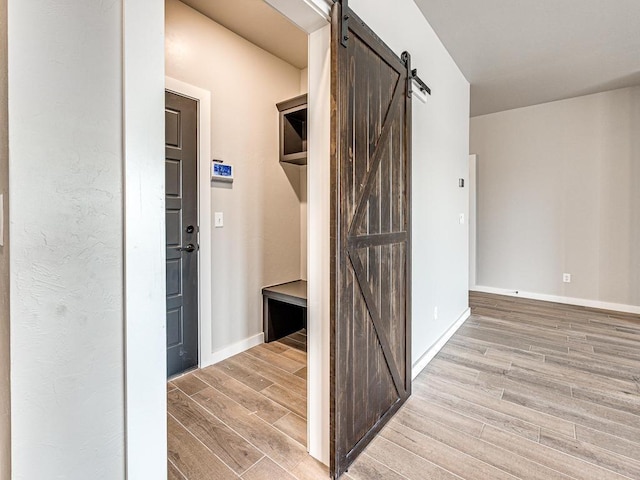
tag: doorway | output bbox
[164,0,317,476]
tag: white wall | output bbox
[469,154,477,288]
[8,0,126,478]
[300,67,309,91]
[0,0,10,477]
[300,68,309,281]
[350,0,471,368]
[300,166,308,280]
[165,0,305,357]
[471,86,640,309]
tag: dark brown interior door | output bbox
[330,2,412,478]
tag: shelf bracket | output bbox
[339,0,349,48]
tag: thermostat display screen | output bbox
[213,164,232,177]
[212,162,233,182]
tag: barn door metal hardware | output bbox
[402,51,432,98]
[339,0,349,47]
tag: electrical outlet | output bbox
[563,273,571,283]
[459,213,465,224]
[434,306,438,320]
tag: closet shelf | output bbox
[277,94,307,165]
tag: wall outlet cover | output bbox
[563,273,571,283]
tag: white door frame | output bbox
[306,24,331,465]
[123,1,166,478]
[165,77,214,369]
[469,154,477,289]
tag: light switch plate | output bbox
[214,212,224,228]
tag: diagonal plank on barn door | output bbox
[331,1,413,478]
[346,75,402,237]
[346,81,408,397]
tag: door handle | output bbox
[177,243,197,253]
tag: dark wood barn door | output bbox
[330,3,412,478]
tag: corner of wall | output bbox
[0,0,10,476]
[470,87,640,307]
[411,307,470,380]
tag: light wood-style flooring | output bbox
[168,295,640,479]
[345,292,640,479]
[167,330,330,480]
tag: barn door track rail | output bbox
[401,51,432,97]
[339,0,350,47]
[337,0,431,98]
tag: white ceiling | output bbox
[178,0,640,116]
[414,0,640,116]
[179,0,308,69]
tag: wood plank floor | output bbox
[169,296,640,479]
[167,329,330,480]
[345,292,640,480]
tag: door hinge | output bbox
[340,0,349,48]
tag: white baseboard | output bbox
[200,333,264,369]
[411,308,471,380]
[471,285,640,315]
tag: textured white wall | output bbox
[165,0,304,355]
[471,86,640,308]
[350,0,471,367]
[8,1,125,478]
[0,0,10,477]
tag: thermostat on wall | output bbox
[212,161,233,183]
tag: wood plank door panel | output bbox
[331,3,412,478]
[165,91,199,378]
